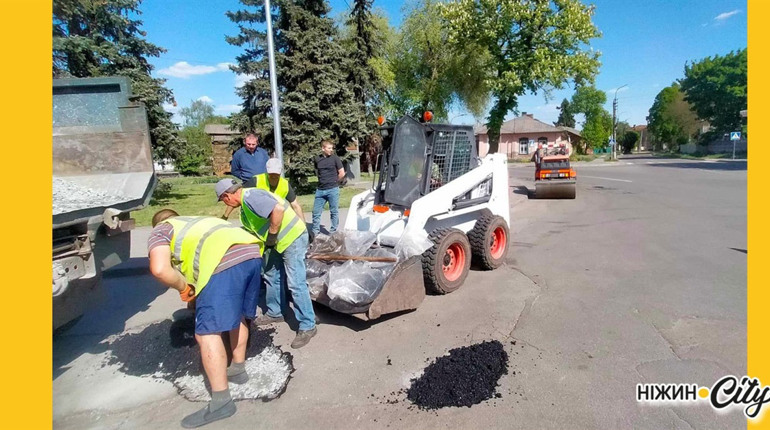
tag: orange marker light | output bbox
[423,111,433,122]
[373,205,390,213]
[377,116,386,126]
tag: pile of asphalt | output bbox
[105,316,293,401]
[407,340,508,409]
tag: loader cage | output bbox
[376,117,478,208]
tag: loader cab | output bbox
[375,115,478,209]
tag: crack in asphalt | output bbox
[669,407,696,430]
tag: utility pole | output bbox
[265,0,283,165]
[612,85,627,160]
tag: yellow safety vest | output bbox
[254,173,290,200]
[164,217,262,295]
[239,189,306,253]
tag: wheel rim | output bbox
[443,242,466,281]
[489,226,507,259]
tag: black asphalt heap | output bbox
[407,340,508,409]
[105,317,275,382]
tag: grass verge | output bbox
[132,176,368,227]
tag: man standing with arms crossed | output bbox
[312,140,345,235]
[216,178,318,348]
[147,209,263,428]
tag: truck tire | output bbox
[422,228,471,294]
[469,213,509,270]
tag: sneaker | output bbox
[290,327,317,349]
[254,314,284,326]
[181,400,236,428]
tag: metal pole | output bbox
[732,138,736,160]
[612,85,627,160]
[265,0,283,164]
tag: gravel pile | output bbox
[105,317,293,401]
[407,340,508,409]
[52,177,130,215]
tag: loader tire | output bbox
[469,213,509,270]
[422,228,471,294]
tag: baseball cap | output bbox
[215,178,239,201]
[266,158,282,174]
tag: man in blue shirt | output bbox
[230,133,269,182]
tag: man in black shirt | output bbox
[312,140,345,234]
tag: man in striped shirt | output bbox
[147,209,263,428]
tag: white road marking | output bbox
[581,175,633,183]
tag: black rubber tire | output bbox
[469,214,510,270]
[422,228,472,294]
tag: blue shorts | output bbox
[194,258,262,335]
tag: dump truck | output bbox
[53,77,156,330]
[309,114,510,320]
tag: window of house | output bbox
[519,138,529,155]
[538,137,548,146]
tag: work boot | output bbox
[180,399,236,428]
[254,314,284,326]
[290,327,317,349]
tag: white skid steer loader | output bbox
[311,114,510,320]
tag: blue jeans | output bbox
[312,187,340,234]
[262,232,316,331]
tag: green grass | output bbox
[132,176,369,227]
[569,154,600,162]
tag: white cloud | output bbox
[235,73,256,88]
[215,104,242,114]
[197,96,214,104]
[714,10,741,21]
[158,61,234,79]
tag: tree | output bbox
[621,130,639,154]
[442,0,601,153]
[179,99,215,128]
[569,86,610,152]
[680,49,747,134]
[647,83,698,150]
[387,0,489,121]
[581,110,612,151]
[554,98,575,128]
[53,0,181,163]
[226,0,368,183]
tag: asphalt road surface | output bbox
[53,155,747,429]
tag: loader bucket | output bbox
[313,255,426,321]
[535,180,576,199]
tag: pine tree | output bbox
[555,98,576,128]
[227,0,368,183]
[52,0,181,163]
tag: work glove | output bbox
[265,232,279,248]
[180,284,195,302]
[307,230,315,244]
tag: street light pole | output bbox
[265,0,283,164]
[612,84,627,160]
[450,113,471,124]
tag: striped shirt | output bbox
[147,223,261,275]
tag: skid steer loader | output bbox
[311,114,510,320]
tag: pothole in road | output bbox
[406,340,509,410]
[104,316,293,402]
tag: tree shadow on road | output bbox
[645,160,746,172]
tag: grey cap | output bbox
[266,158,282,174]
[215,178,239,200]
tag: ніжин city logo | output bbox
[637,376,770,420]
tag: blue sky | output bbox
[139,0,747,128]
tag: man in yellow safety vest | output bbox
[216,178,317,349]
[147,209,263,428]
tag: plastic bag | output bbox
[308,276,327,299]
[326,261,387,306]
[308,232,345,255]
[394,227,433,260]
[306,259,329,279]
[343,230,377,257]
[364,248,397,276]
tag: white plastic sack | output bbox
[326,261,387,306]
[394,227,433,260]
[343,230,377,256]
